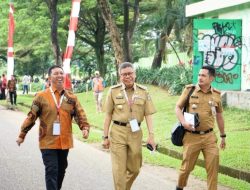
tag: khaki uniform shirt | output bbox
[18,86,90,149]
[105,83,156,123]
[176,84,223,131]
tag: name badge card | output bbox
[129,119,140,132]
[53,122,61,135]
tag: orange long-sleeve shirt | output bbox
[18,87,90,149]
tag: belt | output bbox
[186,128,213,135]
[113,120,141,127]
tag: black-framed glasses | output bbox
[120,72,134,77]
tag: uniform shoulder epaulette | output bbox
[136,84,147,90]
[111,83,122,89]
[185,84,195,89]
[213,88,221,94]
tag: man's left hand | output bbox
[147,133,157,150]
[82,129,89,139]
[220,138,226,150]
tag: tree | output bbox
[123,0,139,62]
[151,0,191,69]
[97,0,124,68]
[77,3,108,76]
[45,0,62,65]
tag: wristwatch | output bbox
[102,136,108,140]
[220,134,226,138]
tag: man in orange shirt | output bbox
[92,70,105,113]
[16,65,90,190]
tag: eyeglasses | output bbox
[120,72,134,77]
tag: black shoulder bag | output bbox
[171,86,195,146]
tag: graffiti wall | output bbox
[193,19,242,90]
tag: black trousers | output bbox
[41,149,69,190]
[9,91,17,105]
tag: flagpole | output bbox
[63,0,81,90]
[7,0,15,80]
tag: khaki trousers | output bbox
[178,132,219,190]
[110,124,142,190]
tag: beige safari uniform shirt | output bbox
[105,83,156,123]
[177,84,223,131]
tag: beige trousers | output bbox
[110,124,142,190]
[178,132,219,190]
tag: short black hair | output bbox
[48,65,63,76]
[119,62,134,74]
[202,65,215,77]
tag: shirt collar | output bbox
[121,83,136,91]
[196,84,212,93]
[51,85,65,95]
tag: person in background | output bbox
[92,71,105,113]
[22,74,30,94]
[102,62,157,190]
[7,75,17,108]
[42,78,50,90]
[16,65,90,190]
[0,75,2,99]
[175,65,226,190]
[1,74,7,99]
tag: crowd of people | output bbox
[12,63,227,190]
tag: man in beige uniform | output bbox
[102,62,157,190]
[175,65,226,190]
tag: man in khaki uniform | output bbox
[175,65,226,190]
[102,62,157,190]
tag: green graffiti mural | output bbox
[193,19,242,90]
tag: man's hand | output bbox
[147,133,157,150]
[16,137,24,146]
[82,129,89,139]
[220,138,226,150]
[102,139,110,149]
[182,121,195,132]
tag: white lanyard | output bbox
[50,87,64,114]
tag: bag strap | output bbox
[183,86,195,113]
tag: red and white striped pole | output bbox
[7,0,15,80]
[63,0,81,90]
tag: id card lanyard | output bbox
[123,88,135,118]
[50,87,64,121]
[123,87,140,132]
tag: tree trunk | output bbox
[97,0,124,67]
[151,32,166,69]
[95,10,107,76]
[123,0,131,62]
[123,0,139,62]
[45,0,62,66]
[151,20,175,69]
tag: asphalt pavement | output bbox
[0,105,231,190]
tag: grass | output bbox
[2,86,250,190]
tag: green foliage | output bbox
[136,65,193,95]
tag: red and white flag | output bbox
[7,1,15,80]
[63,0,81,90]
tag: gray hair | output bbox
[118,62,134,74]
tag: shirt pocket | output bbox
[114,98,126,110]
[189,98,199,112]
[133,97,145,113]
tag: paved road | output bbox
[0,106,231,190]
